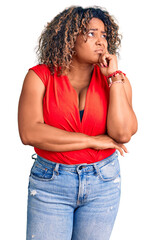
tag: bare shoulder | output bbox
[18,70,46,132]
[21,70,46,95]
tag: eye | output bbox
[102,34,107,39]
[87,32,94,37]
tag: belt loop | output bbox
[31,153,37,160]
[93,163,100,176]
[54,163,60,176]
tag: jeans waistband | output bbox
[31,151,118,174]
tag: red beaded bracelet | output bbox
[107,70,126,79]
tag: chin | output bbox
[89,56,100,65]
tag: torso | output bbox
[30,64,115,164]
[64,68,93,112]
[72,86,89,111]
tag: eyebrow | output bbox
[88,28,107,33]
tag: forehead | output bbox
[87,18,105,30]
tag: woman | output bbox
[18,6,138,240]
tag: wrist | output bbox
[107,71,126,87]
[107,69,118,76]
[85,135,96,148]
[107,70,126,79]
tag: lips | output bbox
[94,49,104,53]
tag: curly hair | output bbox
[36,6,122,74]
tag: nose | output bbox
[95,37,103,46]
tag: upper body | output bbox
[18,6,138,164]
[26,63,115,164]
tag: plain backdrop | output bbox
[1,0,155,239]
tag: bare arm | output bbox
[107,76,138,143]
[18,70,92,152]
[18,70,127,155]
[98,53,138,143]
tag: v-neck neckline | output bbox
[63,66,95,125]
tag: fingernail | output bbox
[100,63,104,68]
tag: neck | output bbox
[64,60,94,89]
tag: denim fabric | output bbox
[26,151,121,240]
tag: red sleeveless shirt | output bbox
[29,64,115,164]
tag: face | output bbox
[73,18,108,64]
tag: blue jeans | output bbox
[26,151,121,240]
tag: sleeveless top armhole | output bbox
[29,64,50,87]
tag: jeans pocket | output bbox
[30,160,56,181]
[98,157,120,182]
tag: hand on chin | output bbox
[97,53,118,76]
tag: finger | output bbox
[102,54,107,67]
[118,143,128,153]
[102,52,113,67]
[98,54,104,67]
[102,53,109,67]
[103,59,108,67]
[99,59,107,68]
[98,53,107,67]
[115,146,124,157]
